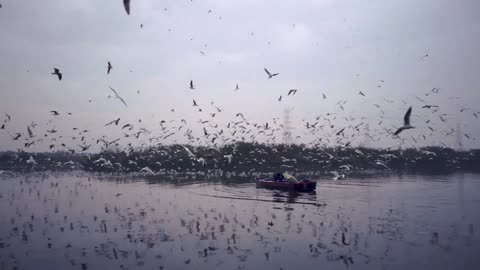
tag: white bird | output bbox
[26,156,37,166]
[375,161,389,169]
[224,154,233,164]
[394,106,414,136]
[330,171,346,180]
[139,167,155,175]
[0,170,15,177]
[108,87,128,107]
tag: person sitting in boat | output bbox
[273,172,285,181]
[282,172,299,183]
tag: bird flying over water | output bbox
[264,68,279,79]
[394,106,414,136]
[108,87,128,107]
[107,61,112,74]
[52,68,62,80]
[192,99,198,107]
[123,0,130,15]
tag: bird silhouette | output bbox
[189,80,195,90]
[264,68,279,79]
[107,61,112,75]
[52,68,62,80]
[123,0,130,15]
[394,106,414,136]
[108,87,128,107]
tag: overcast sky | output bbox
[1,0,479,151]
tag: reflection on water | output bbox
[0,173,479,270]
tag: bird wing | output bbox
[123,0,130,15]
[264,68,271,76]
[393,127,403,136]
[109,87,128,107]
[403,106,412,126]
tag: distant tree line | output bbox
[1,143,480,178]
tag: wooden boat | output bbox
[255,178,316,192]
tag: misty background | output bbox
[1,0,479,151]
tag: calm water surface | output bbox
[0,173,479,270]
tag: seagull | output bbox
[278,96,282,102]
[358,90,365,96]
[123,0,130,15]
[27,126,34,138]
[108,87,128,107]
[288,89,297,96]
[52,68,62,80]
[421,105,438,109]
[322,93,327,99]
[189,80,195,90]
[105,118,120,126]
[330,171,346,180]
[394,106,414,136]
[50,110,60,116]
[192,99,198,106]
[107,61,112,74]
[264,68,279,79]
[235,83,239,91]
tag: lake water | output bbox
[0,173,479,270]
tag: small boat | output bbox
[255,178,316,192]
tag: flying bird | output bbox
[278,96,282,102]
[105,118,120,126]
[421,105,439,109]
[192,99,198,106]
[358,90,365,96]
[27,126,33,138]
[264,68,279,79]
[235,83,239,91]
[108,87,128,107]
[123,0,130,15]
[50,110,60,116]
[394,106,414,136]
[52,68,62,80]
[322,93,327,99]
[189,80,195,90]
[107,61,112,74]
[288,89,297,96]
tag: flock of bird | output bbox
[1,1,479,170]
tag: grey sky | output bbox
[1,0,480,151]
